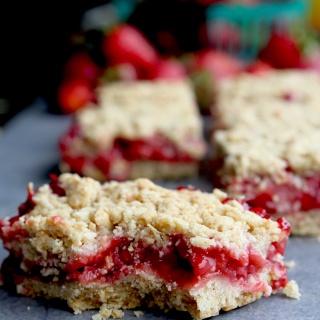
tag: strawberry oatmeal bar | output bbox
[211,70,320,236]
[0,173,294,319]
[59,80,206,181]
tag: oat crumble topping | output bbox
[213,70,320,178]
[75,80,205,158]
[15,173,282,260]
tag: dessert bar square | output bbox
[59,80,206,181]
[0,173,293,319]
[211,70,320,236]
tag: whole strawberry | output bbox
[245,60,274,75]
[102,23,160,78]
[57,78,93,114]
[192,49,245,80]
[258,32,303,69]
[63,51,101,85]
[147,58,187,80]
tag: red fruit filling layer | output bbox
[0,181,288,293]
[18,187,35,217]
[0,219,288,292]
[17,175,66,217]
[229,173,320,215]
[66,234,287,291]
[212,158,320,215]
[59,125,196,180]
[49,174,66,197]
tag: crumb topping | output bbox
[15,173,281,260]
[75,80,205,158]
[213,70,320,178]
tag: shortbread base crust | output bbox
[60,160,199,181]
[15,272,264,320]
[129,161,199,180]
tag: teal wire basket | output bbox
[82,0,139,31]
[206,0,309,60]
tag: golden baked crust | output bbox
[16,273,263,320]
[0,174,292,319]
[60,159,199,181]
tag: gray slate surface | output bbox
[0,100,319,319]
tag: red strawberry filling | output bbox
[0,183,289,294]
[49,174,66,197]
[18,187,35,216]
[0,227,288,293]
[212,156,320,216]
[17,175,66,217]
[229,173,320,215]
[67,234,287,291]
[59,125,196,180]
[232,174,320,214]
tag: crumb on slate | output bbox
[134,310,144,317]
[92,304,124,320]
[284,260,296,268]
[283,280,301,299]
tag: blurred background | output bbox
[0,0,319,126]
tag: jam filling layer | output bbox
[66,234,287,291]
[0,224,288,293]
[0,179,288,293]
[212,158,320,215]
[229,173,320,215]
[59,125,196,180]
